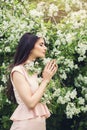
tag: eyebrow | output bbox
[40,41,45,45]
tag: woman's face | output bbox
[30,38,47,59]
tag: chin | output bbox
[38,55,45,58]
[41,55,45,58]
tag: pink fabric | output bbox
[10,117,46,130]
[10,65,50,121]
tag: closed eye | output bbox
[40,42,45,46]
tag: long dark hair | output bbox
[6,32,40,103]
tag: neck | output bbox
[24,58,36,65]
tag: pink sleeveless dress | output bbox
[10,65,50,130]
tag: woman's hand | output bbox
[42,59,58,83]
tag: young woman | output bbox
[8,32,58,130]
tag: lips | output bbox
[43,52,46,54]
[43,50,46,53]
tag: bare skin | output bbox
[12,38,58,109]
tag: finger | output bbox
[47,60,56,70]
[44,60,53,69]
[50,65,58,75]
[50,62,58,71]
[44,62,50,71]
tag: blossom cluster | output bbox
[0,0,87,119]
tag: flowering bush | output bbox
[0,0,87,129]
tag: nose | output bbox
[44,45,47,51]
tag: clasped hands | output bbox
[42,59,58,82]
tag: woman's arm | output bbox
[12,60,58,109]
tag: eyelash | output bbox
[40,43,44,46]
[40,43,46,47]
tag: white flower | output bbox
[78,97,85,105]
[41,92,52,104]
[78,56,86,62]
[42,58,52,65]
[61,38,66,45]
[24,62,34,70]
[64,59,74,69]
[74,64,78,69]
[66,102,80,118]
[80,105,87,112]
[24,61,41,75]
[2,75,7,83]
[37,77,43,84]
[48,4,58,17]
[64,89,77,103]
[5,46,11,52]
[74,22,83,29]
[29,9,44,17]
[85,94,87,100]
[52,48,61,56]
[36,32,44,37]
[57,56,65,63]
[65,3,71,12]
[70,89,77,99]
[28,21,35,29]
[0,49,2,52]
[67,9,87,28]
[57,30,63,37]
[64,94,71,103]
[75,43,87,56]
[36,21,47,37]
[59,71,67,80]
[82,87,87,92]
[37,2,46,13]
[55,39,61,46]
[37,67,42,74]
[0,85,4,93]
[65,33,75,43]
[72,0,82,8]
[84,77,87,84]
[53,88,61,97]
[6,98,11,104]
[57,96,65,104]
[76,75,87,86]
[2,62,6,67]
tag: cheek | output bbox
[35,50,42,56]
[34,46,42,53]
[32,48,41,56]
